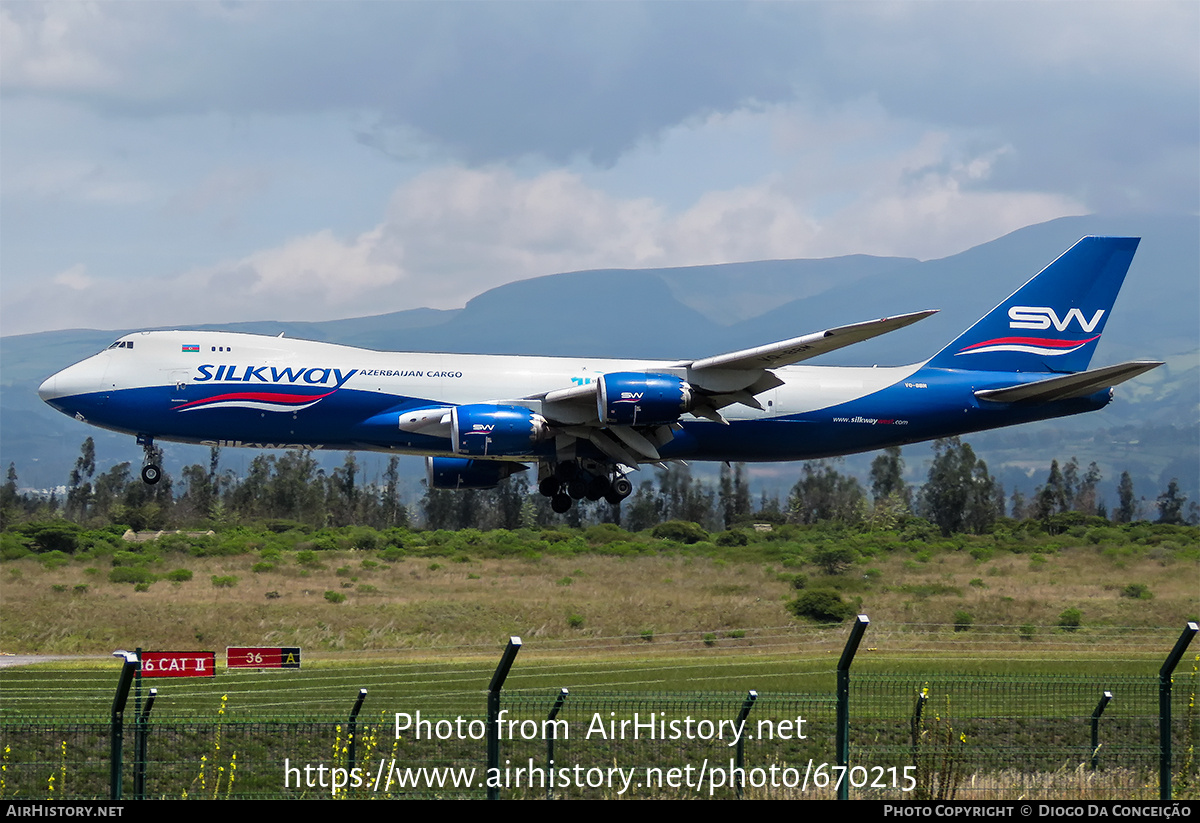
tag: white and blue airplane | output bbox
[39,236,1161,512]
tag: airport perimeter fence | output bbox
[2,667,1197,800]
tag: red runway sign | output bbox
[141,651,215,678]
[227,646,302,669]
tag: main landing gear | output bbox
[137,434,162,485]
[538,461,633,513]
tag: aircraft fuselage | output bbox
[38,329,1108,463]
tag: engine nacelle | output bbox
[451,404,549,456]
[426,457,524,490]
[598,372,694,426]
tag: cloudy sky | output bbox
[2,1,1196,335]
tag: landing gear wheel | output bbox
[567,477,588,500]
[538,477,560,498]
[141,464,161,485]
[551,493,572,514]
[586,475,610,501]
[610,475,633,499]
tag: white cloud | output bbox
[1,2,133,92]
[51,264,91,291]
[0,137,1087,334]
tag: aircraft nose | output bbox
[37,373,57,403]
[38,358,106,409]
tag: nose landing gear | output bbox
[136,435,163,485]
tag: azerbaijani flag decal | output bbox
[175,389,336,414]
[955,334,1100,358]
[182,344,201,352]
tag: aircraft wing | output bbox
[676,310,937,372]
[397,311,940,461]
[519,309,939,463]
[973,361,1163,404]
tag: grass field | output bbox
[2,522,1196,799]
[2,523,1196,657]
[1,536,1195,717]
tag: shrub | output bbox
[109,567,155,585]
[324,591,346,604]
[715,529,750,547]
[953,611,973,632]
[788,588,854,623]
[1058,607,1082,632]
[651,521,709,544]
[584,524,628,545]
[210,575,239,588]
[1,533,32,560]
[567,613,584,629]
[812,544,856,575]
[1120,583,1153,600]
[18,521,83,554]
[969,546,994,563]
[40,551,72,570]
[165,568,193,582]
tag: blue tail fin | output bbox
[925,236,1139,373]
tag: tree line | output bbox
[1,436,1194,534]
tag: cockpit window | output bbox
[107,341,134,350]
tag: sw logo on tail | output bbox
[1008,306,1105,332]
[39,236,1161,513]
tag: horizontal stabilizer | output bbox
[974,361,1163,404]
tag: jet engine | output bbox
[451,404,550,456]
[598,373,695,426]
[426,457,525,490]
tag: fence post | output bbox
[133,687,157,800]
[347,689,368,779]
[735,690,757,800]
[546,688,568,800]
[1159,621,1198,800]
[487,636,522,800]
[109,650,140,800]
[836,614,869,800]
[1089,691,1112,771]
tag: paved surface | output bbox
[0,654,110,669]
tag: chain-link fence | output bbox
[3,671,1195,800]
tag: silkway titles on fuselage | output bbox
[192,365,464,386]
